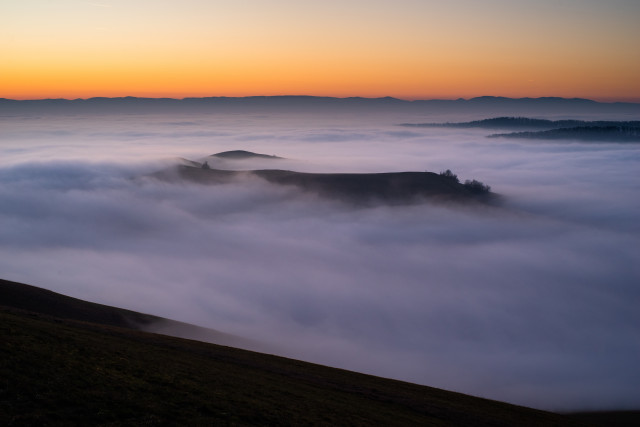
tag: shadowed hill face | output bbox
[161,164,497,205]
[252,169,488,203]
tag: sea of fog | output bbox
[1,110,639,411]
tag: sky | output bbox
[2,0,640,101]
[1,109,639,410]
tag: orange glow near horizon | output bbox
[2,1,640,102]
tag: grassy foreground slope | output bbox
[0,278,250,349]
[0,278,161,329]
[0,279,607,426]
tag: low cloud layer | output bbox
[1,111,639,411]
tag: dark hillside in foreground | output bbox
[0,278,252,349]
[1,278,600,426]
[0,278,159,329]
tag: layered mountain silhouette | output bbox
[488,126,640,142]
[2,96,639,116]
[402,117,640,142]
[400,117,640,130]
[152,151,496,205]
[2,277,631,425]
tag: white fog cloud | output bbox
[0,111,639,411]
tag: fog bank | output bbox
[1,111,639,411]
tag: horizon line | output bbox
[2,95,640,104]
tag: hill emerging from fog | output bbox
[210,150,283,160]
[400,117,640,142]
[400,117,640,130]
[488,126,640,142]
[1,277,625,426]
[153,151,497,205]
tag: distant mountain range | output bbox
[153,151,497,205]
[2,96,639,115]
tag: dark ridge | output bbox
[166,165,497,205]
[566,410,640,427]
[488,126,640,142]
[0,278,246,348]
[251,169,493,203]
[0,277,159,329]
[211,150,282,160]
[1,278,594,426]
[468,96,598,104]
[400,117,640,130]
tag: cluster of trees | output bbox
[439,169,491,194]
[462,179,491,194]
[439,169,459,183]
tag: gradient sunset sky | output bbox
[2,0,640,101]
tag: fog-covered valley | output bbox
[1,106,638,411]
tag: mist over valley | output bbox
[1,99,639,411]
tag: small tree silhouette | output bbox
[439,169,459,183]
[202,161,210,170]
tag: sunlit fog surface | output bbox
[1,111,639,410]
